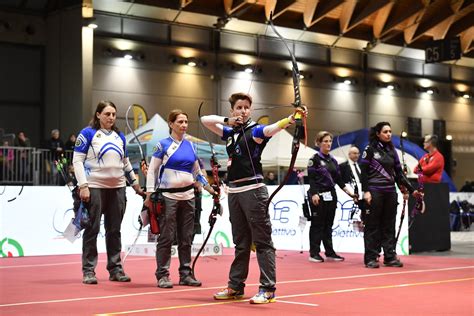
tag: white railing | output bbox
[0,147,74,185]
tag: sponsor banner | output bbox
[0,185,410,257]
[125,243,223,258]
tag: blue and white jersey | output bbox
[146,136,207,200]
[73,127,136,189]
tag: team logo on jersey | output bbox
[362,151,367,159]
[320,160,326,167]
[308,160,314,167]
[374,152,381,159]
[153,142,162,154]
[76,134,87,148]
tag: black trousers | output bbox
[363,190,398,264]
[193,190,202,238]
[308,190,338,257]
[82,187,126,275]
[155,197,195,280]
[227,186,276,292]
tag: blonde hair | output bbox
[315,131,333,146]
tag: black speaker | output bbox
[438,139,452,177]
[407,117,422,138]
[433,119,446,139]
[409,183,451,253]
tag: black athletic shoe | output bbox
[383,258,404,267]
[109,271,131,282]
[365,261,380,269]
[179,275,202,287]
[308,254,324,263]
[83,272,98,284]
[326,253,345,261]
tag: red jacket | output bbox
[414,150,445,183]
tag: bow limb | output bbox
[268,12,301,108]
[265,13,306,210]
[400,133,408,175]
[191,102,221,278]
[395,132,408,243]
[126,105,147,172]
[123,105,148,265]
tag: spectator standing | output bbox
[46,129,64,160]
[264,171,278,185]
[414,134,445,183]
[65,133,77,151]
[14,131,32,182]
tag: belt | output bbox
[229,179,263,188]
[158,184,194,193]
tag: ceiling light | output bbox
[376,81,399,91]
[103,48,145,61]
[123,51,133,60]
[83,17,98,29]
[416,86,438,95]
[401,131,408,138]
[170,56,207,68]
[334,75,356,85]
[187,59,197,67]
[453,90,471,99]
[229,63,261,74]
[244,65,254,73]
[284,70,312,80]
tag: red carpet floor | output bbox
[1,250,473,315]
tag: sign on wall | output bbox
[0,185,409,258]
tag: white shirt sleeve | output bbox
[72,152,87,186]
[146,156,162,192]
[123,157,138,186]
[200,115,226,137]
[262,115,293,137]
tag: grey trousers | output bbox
[227,186,276,292]
[155,196,195,280]
[82,187,126,275]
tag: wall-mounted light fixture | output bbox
[284,70,312,80]
[104,48,145,61]
[416,86,438,95]
[401,131,408,138]
[376,81,400,91]
[83,17,98,29]
[446,135,453,141]
[453,90,471,99]
[169,55,207,67]
[229,63,262,74]
[334,75,356,85]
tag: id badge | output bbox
[321,191,333,201]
